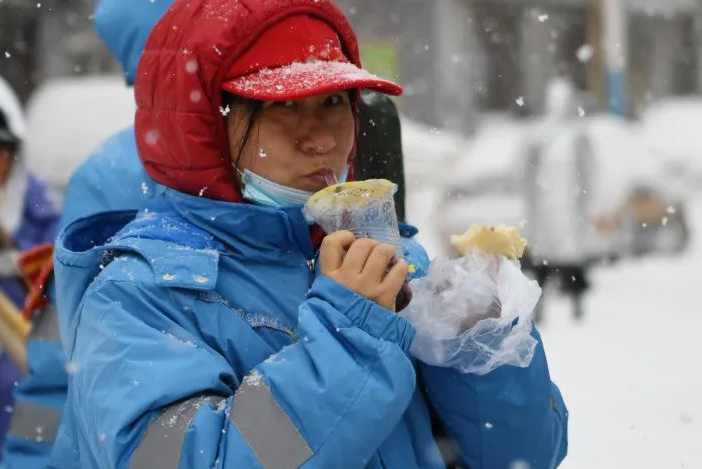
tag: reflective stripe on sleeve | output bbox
[8,401,62,443]
[231,371,313,469]
[130,395,225,469]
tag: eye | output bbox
[324,93,348,106]
[273,100,297,109]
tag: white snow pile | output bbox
[641,97,702,189]
[401,250,541,375]
[401,117,472,190]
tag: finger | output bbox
[381,259,409,295]
[342,237,379,273]
[362,243,397,282]
[319,231,356,272]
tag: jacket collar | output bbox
[164,188,315,258]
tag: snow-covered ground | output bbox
[537,190,702,469]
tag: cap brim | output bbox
[221,61,402,101]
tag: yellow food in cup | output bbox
[307,179,397,210]
[451,225,527,260]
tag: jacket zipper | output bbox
[306,256,316,287]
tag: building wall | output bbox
[629,12,699,115]
[3,0,702,124]
[0,0,117,103]
[334,0,477,133]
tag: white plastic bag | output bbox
[400,250,541,375]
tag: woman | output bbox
[51,1,568,468]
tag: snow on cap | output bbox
[221,15,402,100]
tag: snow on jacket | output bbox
[48,0,568,467]
[0,2,173,467]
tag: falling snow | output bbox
[576,44,594,63]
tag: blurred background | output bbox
[1,0,701,467]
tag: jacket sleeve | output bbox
[65,270,417,469]
[419,327,568,469]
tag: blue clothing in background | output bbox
[92,0,175,86]
[58,128,160,232]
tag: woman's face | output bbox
[227,91,355,192]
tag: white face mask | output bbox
[238,166,350,208]
[239,168,315,208]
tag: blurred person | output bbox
[523,77,594,321]
[0,79,59,307]
[0,77,59,463]
[50,1,568,468]
[0,1,176,467]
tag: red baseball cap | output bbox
[221,15,402,100]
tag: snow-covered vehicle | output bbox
[401,118,472,257]
[437,115,533,249]
[22,76,135,196]
[435,111,690,262]
[642,97,702,192]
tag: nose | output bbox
[297,114,336,155]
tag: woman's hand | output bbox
[319,231,408,312]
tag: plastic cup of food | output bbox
[304,179,403,259]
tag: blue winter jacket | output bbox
[49,187,568,469]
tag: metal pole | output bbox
[602,0,628,115]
